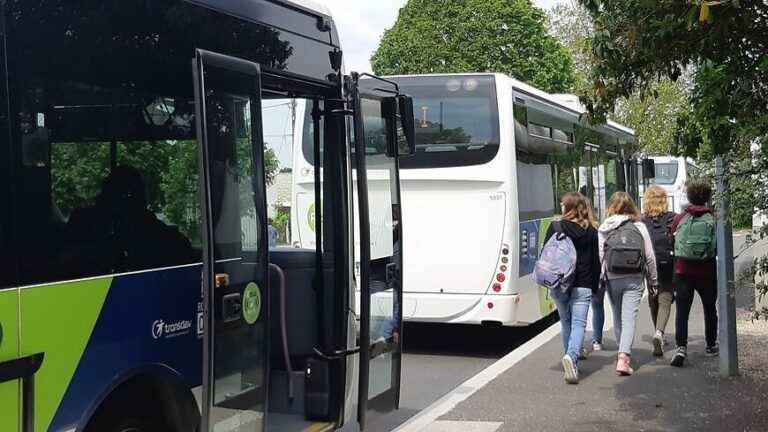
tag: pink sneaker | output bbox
[616,354,634,376]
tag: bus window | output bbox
[650,162,679,185]
[385,75,500,169]
[16,81,201,285]
[604,156,620,200]
[290,98,325,249]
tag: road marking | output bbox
[419,421,502,432]
[396,304,617,432]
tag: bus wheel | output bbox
[87,414,165,432]
[85,382,168,432]
[105,418,163,432]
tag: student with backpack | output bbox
[536,192,600,384]
[599,192,659,376]
[670,179,718,367]
[641,185,677,357]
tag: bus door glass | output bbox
[194,50,269,432]
[352,77,404,428]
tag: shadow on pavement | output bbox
[403,313,559,358]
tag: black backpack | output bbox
[643,212,675,269]
[604,220,646,275]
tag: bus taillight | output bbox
[496,273,506,283]
[492,283,502,292]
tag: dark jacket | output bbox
[671,205,717,277]
[544,220,600,292]
[642,211,677,283]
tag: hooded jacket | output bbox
[598,215,659,286]
[543,219,600,292]
[671,204,717,276]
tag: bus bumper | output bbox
[403,292,525,326]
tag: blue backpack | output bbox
[534,222,578,293]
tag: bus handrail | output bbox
[0,352,44,432]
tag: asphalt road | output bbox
[367,316,558,432]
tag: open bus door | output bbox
[194,49,270,432]
[351,73,415,429]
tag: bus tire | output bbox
[84,381,170,432]
[94,417,165,432]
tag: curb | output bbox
[393,321,561,432]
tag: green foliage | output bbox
[547,1,593,94]
[52,139,280,247]
[372,0,576,93]
[272,206,291,244]
[576,0,767,155]
[615,80,691,156]
[548,1,692,156]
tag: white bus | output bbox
[639,156,698,213]
[293,73,640,327]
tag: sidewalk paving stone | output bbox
[436,300,768,432]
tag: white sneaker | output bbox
[652,331,664,357]
[592,341,603,352]
[562,355,579,384]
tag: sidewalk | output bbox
[399,299,768,432]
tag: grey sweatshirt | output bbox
[598,215,659,286]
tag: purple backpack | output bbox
[534,222,577,293]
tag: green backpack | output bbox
[674,213,716,260]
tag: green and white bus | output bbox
[0,1,414,431]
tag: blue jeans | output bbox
[607,276,644,355]
[551,287,592,364]
[592,288,606,344]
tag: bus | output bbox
[639,156,698,213]
[293,73,640,327]
[0,1,415,431]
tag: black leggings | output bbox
[675,275,718,348]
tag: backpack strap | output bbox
[552,220,566,240]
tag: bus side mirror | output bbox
[642,158,656,180]
[398,95,416,157]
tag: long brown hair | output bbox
[643,185,668,218]
[561,192,598,229]
[607,191,641,221]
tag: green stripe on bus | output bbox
[537,218,557,316]
[0,289,20,432]
[20,277,112,432]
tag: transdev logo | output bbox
[152,319,192,340]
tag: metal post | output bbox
[715,156,739,377]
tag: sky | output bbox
[265,0,566,168]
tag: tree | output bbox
[547,1,593,94]
[615,80,691,156]
[576,0,768,322]
[576,0,766,151]
[372,0,576,93]
[547,1,692,156]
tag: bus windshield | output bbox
[385,75,500,169]
[651,162,679,185]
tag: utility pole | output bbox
[715,156,739,377]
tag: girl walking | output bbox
[670,179,719,367]
[599,192,659,376]
[540,192,600,384]
[642,186,677,356]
